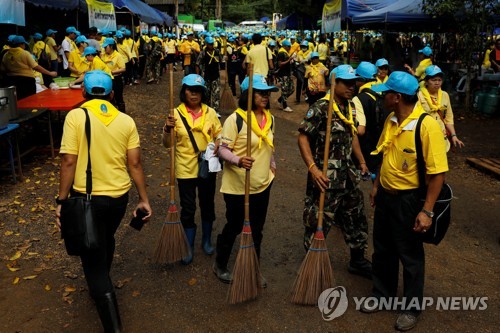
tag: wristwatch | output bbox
[55,197,67,205]
[421,208,434,218]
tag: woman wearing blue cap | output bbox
[163,74,222,265]
[404,46,433,87]
[1,35,57,99]
[418,65,464,151]
[68,35,90,78]
[101,37,126,112]
[213,74,278,285]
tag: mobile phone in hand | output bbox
[129,209,147,231]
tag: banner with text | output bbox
[322,0,342,34]
[0,0,25,26]
[86,0,116,32]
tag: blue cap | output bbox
[330,64,358,81]
[158,33,163,38]
[115,31,124,38]
[419,46,432,56]
[240,74,279,92]
[282,40,291,47]
[356,62,377,79]
[187,31,194,36]
[102,37,116,48]
[124,29,131,37]
[66,26,77,34]
[268,40,276,47]
[46,29,57,36]
[310,52,319,58]
[424,65,443,78]
[84,70,113,96]
[12,35,29,45]
[7,35,16,43]
[371,71,419,96]
[75,35,89,44]
[33,33,43,40]
[300,40,308,47]
[228,37,236,43]
[375,58,389,67]
[205,37,214,44]
[182,74,207,92]
[83,46,98,56]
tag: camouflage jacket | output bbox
[298,98,360,189]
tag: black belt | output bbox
[381,187,418,196]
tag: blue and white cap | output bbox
[425,65,443,78]
[371,71,419,96]
[330,64,358,81]
[240,74,279,92]
[182,74,207,92]
[84,70,113,96]
[375,58,389,67]
[356,62,377,79]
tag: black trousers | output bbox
[79,192,129,299]
[112,76,124,111]
[216,183,272,268]
[371,188,424,314]
[6,76,36,100]
[177,173,217,229]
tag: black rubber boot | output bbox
[95,292,122,333]
[181,227,196,265]
[201,221,214,255]
[348,248,372,279]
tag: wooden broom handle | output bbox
[244,63,253,221]
[317,73,336,229]
[169,63,176,201]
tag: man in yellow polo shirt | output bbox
[359,71,448,332]
[56,70,151,333]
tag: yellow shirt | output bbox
[316,43,329,60]
[117,42,131,63]
[305,62,328,92]
[167,40,177,54]
[482,49,492,68]
[220,112,275,195]
[102,50,125,73]
[89,56,113,78]
[179,40,201,66]
[415,58,432,86]
[172,104,222,179]
[32,41,51,61]
[373,103,448,191]
[68,49,89,77]
[1,47,37,78]
[418,89,454,152]
[60,100,140,197]
[289,41,300,56]
[245,44,272,76]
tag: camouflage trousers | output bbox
[276,75,295,102]
[303,182,368,251]
[206,78,221,111]
[146,56,161,82]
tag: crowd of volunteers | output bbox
[3,22,497,333]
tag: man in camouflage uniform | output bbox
[298,65,372,279]
[145,32,163,84]
[196,37,221,114]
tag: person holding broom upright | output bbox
[297,65,373,279]
[162,74,222,265]
[213,74,277,286]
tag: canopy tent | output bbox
[352,0,431,24]
[24,0,172,25]
[276,13,315,30]
[260,16,271,22]
[342,0,390,19]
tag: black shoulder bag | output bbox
[415,113,453,245]
[177,109,210,179]
[60,108,102,255]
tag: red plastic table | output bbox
[17,88,85,111]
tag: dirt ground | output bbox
[0,70,498,333]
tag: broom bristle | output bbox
[219,70,236,115]
[227,222,261,304]
[152,202,191,264]
[291,230,335,305]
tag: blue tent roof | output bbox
[25,0,172,25]
[276,13,315,30]
[352,0,431,24]
[343,0,390,19]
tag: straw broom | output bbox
[228,64,262,304]
[153,64,191,264]
[219,40,237,115]
[291,74,337,305]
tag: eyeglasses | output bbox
[254,90,271,97]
